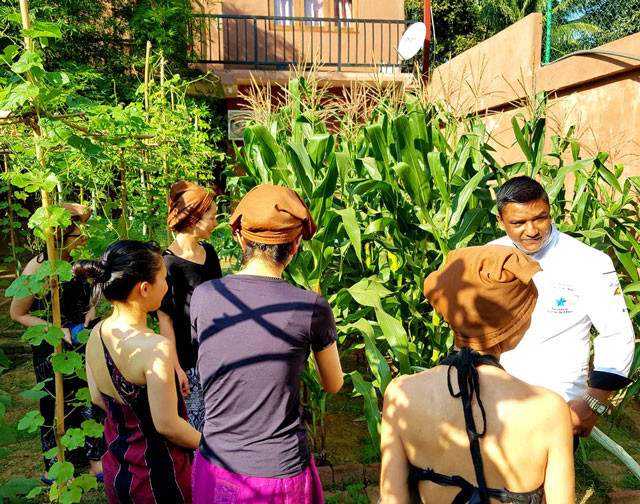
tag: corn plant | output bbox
[231,76,640,457]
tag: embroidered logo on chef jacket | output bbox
[547,283,578,314]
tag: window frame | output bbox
[268,0,357,31]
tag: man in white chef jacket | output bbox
[489,175,636,442]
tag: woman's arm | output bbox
[84,306,96,327]
[380,378,411,504]
[10,258,72,344]
[543,395,575,504]
[313,342,343,394]
[157,309,189,396]
[145,337,201,449]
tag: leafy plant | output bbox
[231,72,640,457]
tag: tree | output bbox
[405,0,484,64]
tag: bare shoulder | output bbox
[384,368,442,404]
[139,333,175,366]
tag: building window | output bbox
[335,0,353,19]
[305,0,325,26]
[270,0,356,28]
[274,0,294,26]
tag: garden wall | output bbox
[428,14,640,175]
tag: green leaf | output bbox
[427,152,450,206]
[0,478,40,500]
[22,21,63,40]
[393,162,429,214]
[81,419,104,438]
[5,275,41,299]
[352,319,392,395]
[10,51,42,74]
[375,307,410,375]
[51,352,84,375]
[0,424,16,445]
[547,160,592,203]
[286,142,314,201]
[511,115,533,163]
[48,461,74,483]
[448,168,487,229]
[0,447,13,460]
[365,124,390,176]
[247,124,286,169]
[20,382,48,400]
[61,428,86,450]
[335,207,362,262]
[26,486,44,499]
[21,325,49,346]
[0,81,39,110]
[347,278,392,309]
[35,260,73,283]
[29,205,71,239]
[307,134,334,175]
[349,371,381,455]
[17,410,44,433]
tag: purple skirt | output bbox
[192,450,324,504]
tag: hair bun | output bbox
[72,259,111,283]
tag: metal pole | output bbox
[422,0,432,80]
[545,0,552,63]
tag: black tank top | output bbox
[408,347,545,504]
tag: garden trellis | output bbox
[0,0,226,499]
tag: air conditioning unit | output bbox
[228,110,252,141]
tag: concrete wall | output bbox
[194,0,405,72]
[427,14,640,175]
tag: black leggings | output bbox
[34,357,106,471]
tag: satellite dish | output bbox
[397,22,427,60]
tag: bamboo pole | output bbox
[3,154,18,272]
[120,149,127,239]
[18,0,66,478]
[142,41,152,239]
[160,56,171,246]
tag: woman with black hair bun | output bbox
[10,203,105,485]
[76,240,200,504]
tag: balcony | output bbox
[190,14,415,72]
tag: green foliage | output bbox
[233,76,640,456]
[406,0,485,64]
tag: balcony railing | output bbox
[190,14,414,71]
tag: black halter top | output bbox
[408,347,545,504]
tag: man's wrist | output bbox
[582,392,610,417]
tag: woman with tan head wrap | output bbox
[157,180,222,432]
[190,184,344,504]
[10,203,106,484]
[380,246,574,504]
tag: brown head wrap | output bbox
[423,245,541,351]
[229,184,317,245]
[61,203,90,237]
[167,181,215,232]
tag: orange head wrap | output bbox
[61,203,90,237]
[167,181,215,232]
[423,245,541,351]
[229,184,317,245]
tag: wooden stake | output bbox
[19,0,65,475]
[3,154,18,272]
[160,56,171,246]
[120,149,127,239]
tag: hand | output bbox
[176,367,190,397]
[568,398,599,437]
[61,328,73,345]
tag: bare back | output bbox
[86,320,171,406]
[381,364,574,503]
